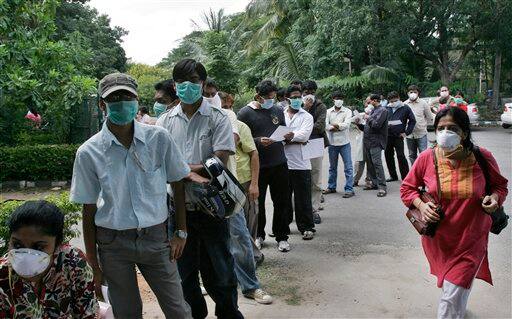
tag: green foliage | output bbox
[0,0,97,146]
[55,0,128,79]
[201,31,239,93]
[0,145,79,182]
[0,192,82,256]
[127,63,172,108]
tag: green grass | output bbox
[256,258,303,306]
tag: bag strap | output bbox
[472,146,492,196]
[432,148,442,202]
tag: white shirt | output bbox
[70,120,190,230]
[325,106,352,146]
[405,98,433,138]
[283,107,314,170]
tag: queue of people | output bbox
[0,58,507,319]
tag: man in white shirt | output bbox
[404,85,433,165]
[324,91,355,198]
[283,85,316,241]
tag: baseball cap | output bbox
[98,73,138,98]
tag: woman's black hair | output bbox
[434,107,474,150]
[172,58,208,82]
[154,79,177,100]
[9,201,65,244]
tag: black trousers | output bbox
[258,163,291,242]
[288,169,315,234]
[178,212,243,319]
[385,135,410,180]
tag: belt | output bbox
[97,221,166,235]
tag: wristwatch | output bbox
[175,230,188,239]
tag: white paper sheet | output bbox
[388,120,402,126]
[302,138,325,160]
[269,125,292,142]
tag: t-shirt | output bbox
[225,109,240,178]
[237,103,287,169]
[236,120,257,184]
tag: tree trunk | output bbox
[438,64,452,85]
[491,49,502,110]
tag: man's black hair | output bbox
[255,80,277,96]
[204,78,218,90]
[172,58,207,82]
[139,106,149,115]
[302,80,318,92]
[290,79,303,87]
[370,94,381,101]
[287,85,302,95]
[277,87,286,98]
[407,85,420,93]
[330,91,344,99]
[387,91,400,100]
[154,79,177,100]
[9,200,65,244]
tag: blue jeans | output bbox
[229,210,260,294]
[406,135,428,166]
[327,144,354,192]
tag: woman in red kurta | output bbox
[400,107,508,319]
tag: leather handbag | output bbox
[405,148,444,237]
[473,147,509,235]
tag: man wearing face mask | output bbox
[355,94,388,197]
[404,85,433,165]
[71,72,193,318]
[156,59,243,318]
[301,80,327,215]
[154,79,179,118]
[283,85,316,240]
[202,78,222,109]
[432,86,457,113]
[324,91,355,199]
[384,91,416,182]
[238,80,292,253]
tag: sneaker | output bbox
[255,237,263,250]
[278,240,290,252]
[200,285,207,295]
[244,288,273,304]
[343,192,355,198]
[313,212,322,224]
[302,230,315,240]
[322,188,336,195]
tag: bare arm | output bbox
[214,150,231,166]
[248,149,260,201]
[171,181,187,232]
[82,204,99,268]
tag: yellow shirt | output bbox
[235,120,256,184]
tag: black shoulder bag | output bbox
[473,147,509,235]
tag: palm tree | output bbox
[191,8,226,32]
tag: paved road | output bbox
[230,127,511,318]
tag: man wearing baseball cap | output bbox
[70,73,194,318]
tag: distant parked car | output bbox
[501,102,512,128]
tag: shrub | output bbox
[0,191,81,256]
[0,144,79,182]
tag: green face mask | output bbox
[153,102,167,118]
[106,100,138,125]
[454,97,464,104]
[176,81,202,104]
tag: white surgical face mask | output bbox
[436,129,461,150]
[334,100,344,108]
[204,93,221,108]
[9,248,51,278]
[365,105,374,114]
[440,91,449,98]
[408,92,418,101]
[303,94,315,103]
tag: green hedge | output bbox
[0,192,81,256]
[0,144,79,182]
